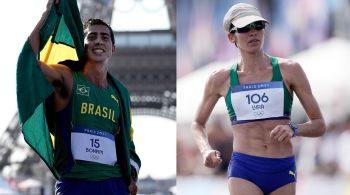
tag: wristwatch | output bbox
[288,122,299,137]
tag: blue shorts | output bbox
[227,152,296,195]
[55,178,128,195]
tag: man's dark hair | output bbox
[83,18,115,45]
[59,19,114,71]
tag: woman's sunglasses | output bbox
[230,21,266,33]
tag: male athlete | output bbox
[26,0,141,194]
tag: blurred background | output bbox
[177,0,350,195]
[0,0,176,194]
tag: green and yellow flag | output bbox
[16,0,84,179]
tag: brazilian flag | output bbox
[16,0,84,179]
[16,0,140,183]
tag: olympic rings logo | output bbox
[90,154,100,160]
[254,111,264,117]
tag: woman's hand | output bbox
[270,125,294,144]
[202,149,223,168]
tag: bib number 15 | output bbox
[90,139,100,148]
[245,93,269,104]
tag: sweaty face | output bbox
[84,25,115,63]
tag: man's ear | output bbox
[112,45,116,53]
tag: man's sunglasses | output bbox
[230,21,266,33]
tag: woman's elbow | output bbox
[317,120,326,136]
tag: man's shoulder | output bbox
[58,60,84,72]
[107,73,129,94]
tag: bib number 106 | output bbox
[245,93,269,104]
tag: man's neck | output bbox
[83,62,109,88]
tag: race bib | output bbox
[71,127,117,165]
[231,81,284,121]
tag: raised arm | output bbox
[29,0,59,56]
[28,0,72,110]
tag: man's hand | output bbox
[202,149,222,168]
[46,0,59,10]
[128,180,137,195]
[270,125,294,144]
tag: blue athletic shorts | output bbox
[227,152,296,195]
[55,178,128,195]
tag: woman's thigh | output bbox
[269,182,295,195]
[228,177,263,195]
